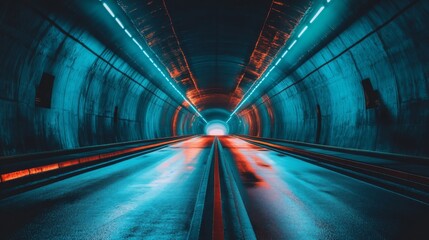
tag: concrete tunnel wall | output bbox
[0,1,203,156]
[234,0,429,157]
[0,0,428,158]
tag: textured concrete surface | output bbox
[0,1,203,156]
[0,137,214,239]
[219,137,429,239]
[234,0,429,156]
[0,0,428,158]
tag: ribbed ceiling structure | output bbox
[115,0,311,111]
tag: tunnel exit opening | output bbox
[205,121,229,136]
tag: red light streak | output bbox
[28,163,59,175]
[262,94,274,125]
[172,106,182,136]
[212,141,224,240]
[186,89,241,111]
[162,0,200,96]
[219,137,265,187]
[0,138,191,183]
[239,104,261,136]
[250,155,272,168]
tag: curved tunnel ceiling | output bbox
[1,0,428,157]
[114,0,311,111]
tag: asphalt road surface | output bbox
[219,136,429,239]
[0,137,214,240]
[1,136,429,239]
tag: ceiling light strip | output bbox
[99,1,207,123]
[226,0,333,123]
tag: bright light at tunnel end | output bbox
[205,121,229,136]
[226,0,334,123]
[208,129,226,136]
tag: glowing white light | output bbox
[288,39,297,50]
[125,29,132,37]
[115,18,124,29]
[132,38,143,49]
[205,121,228,136]
[298,25,308,38]
[99,1,207,123]
[281,50,289,58]
[227,2,331,124]
[209,129,225,135]
[310,6,325,23]
[103,3,115,17]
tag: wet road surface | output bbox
[1,136,429,239]
[0,137,214,240]
[219,136,429,239]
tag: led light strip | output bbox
[100,1,207,123]
[226,0,333,123]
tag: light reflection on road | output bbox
[219,136,429,239]
[0,136,215,240]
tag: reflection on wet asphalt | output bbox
[1,136,429,239]
[0,137,214,240]
[219,136,429,239]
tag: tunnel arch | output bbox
[0,0,428,158]
[0,0,204,155]
[229,0,429,156]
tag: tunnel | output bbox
[1,0,429,239]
